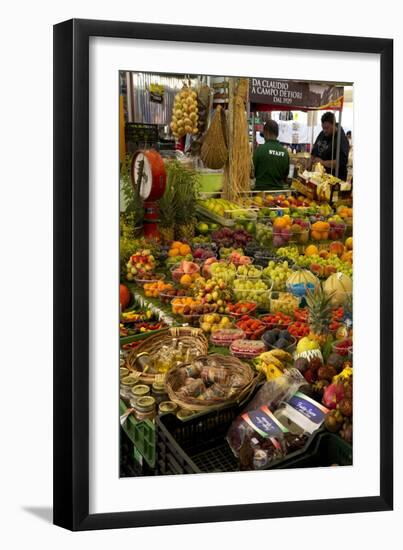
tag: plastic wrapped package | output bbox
[226,369,307,468]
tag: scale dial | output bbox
[131,149,166,201]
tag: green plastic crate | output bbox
[273,431,352,469]
[120,399,156,468]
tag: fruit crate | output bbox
[195,204,235,227]
[120,399,156,468]
[156,403,317,475]
[271,431,352,469]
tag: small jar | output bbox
[119,384,133,403]
[119,367,129,379]
[121,374,140,387]
[158,401,178,415]
[130,384,150,400]
[176,408,194,421]
[133,396,156,421]
[151,381,168,405]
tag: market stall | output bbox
[119,72,353,476]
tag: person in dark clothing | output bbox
[252,120,290,190]
[310,111,349,181]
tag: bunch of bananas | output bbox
[254,349,293,381]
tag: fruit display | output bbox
[211,227,252,249]
[296,252,353,278]
[201,257,219,278]
[199,313,234,334]
[159,286,190,304]
[143,279,172,298]
[120,182,354,474]
[272,216,310,247]
[261,260,293,291]
[119,319,166,338]
[171,297,217,326]
[192,277,232,313]
[120,307,167,337]
[286,269,320,297]
[332,338,353,357]
[235,316,267,340]
[170,85,199,138]
[329,307,346,333]
[327,215,346,241]
[196,221,217,235]
[227,301,257,317]
[166,241,193,266]
[192,247,216,262]
[337,205,353,221]
[288,321,310,339]
[310,221,330,241]
[134,272,166,286]
[210,328,245,347]
[232,278,271,309]
[210,261,237,283]
[260,312,292,330]
[226,250,253,266]
[255,222,273,247]
[198,198,241,218]
[323,273,352,306]
[230,339,267,359]
[218,247,244,260]
[262,328,295,351]
[252,348,293,380]
[269,291,299,316]
[126,249,156,281]
[235,264,263,279]
[305,285,335,345]
[171,260,201,287]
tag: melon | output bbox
[287,269,320,297]
[120,284,131,310]
[323,272,352,306]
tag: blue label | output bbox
[288,282,315,297]
[242,406,288,438]
[287,392,328,425]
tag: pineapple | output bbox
[167,160,199,242]
[175,218,197,241]
[157,175,176,244]
[305,285,335,346]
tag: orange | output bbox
[273,217,287,229]
[180,274,192,286]
[179,244,191,256]
[168,248,179,257]
[305,244,319,256]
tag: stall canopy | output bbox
[249,79,344,112]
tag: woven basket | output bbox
[165,354,257,412]
[200,106,228,169]
[125,327,209,385]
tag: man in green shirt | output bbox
[252,120,290,191]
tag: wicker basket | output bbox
[125,327,209,385]
[165,354,257,412]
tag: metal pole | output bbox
[335,108,342,178]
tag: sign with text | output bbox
[249,79,344,110]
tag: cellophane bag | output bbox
[226,368,307,469]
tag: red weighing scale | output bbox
[131,149,167,240]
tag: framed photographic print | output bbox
[53,19,393,530]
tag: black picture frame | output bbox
[53,18,393,531]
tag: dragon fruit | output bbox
[322,382,345,410]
